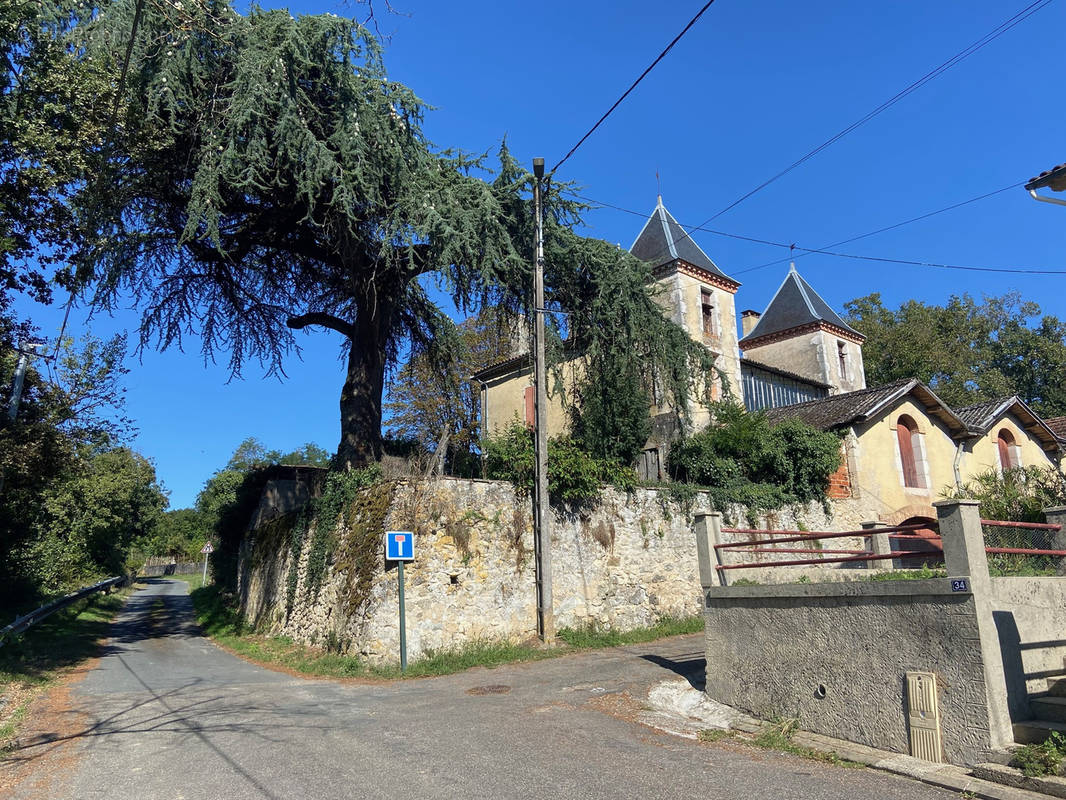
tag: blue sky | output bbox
[13,0,1066,508]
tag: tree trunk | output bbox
[334,294,393,471]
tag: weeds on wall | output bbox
[284,465,386,618]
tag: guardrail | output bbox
[0,575,129,648]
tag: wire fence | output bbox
[982,519,1063,577]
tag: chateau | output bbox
[473,198,1065,526]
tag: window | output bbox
[997,429,1020,472]
[896,415,924,489]
[837,341,847,380]
[701,289,717,339]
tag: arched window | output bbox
[896,415,923,488]
[997,429,1020,472]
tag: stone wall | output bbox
[702,579,996,766]
[238,477,848,664]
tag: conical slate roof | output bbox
[629,197,737,285]
[740,264,863,345]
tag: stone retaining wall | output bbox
[238,478,858,663]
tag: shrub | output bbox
[668,402,841,508]
[483,421,636,505]
[1011,732,1066,777]
[944,466,1066,523]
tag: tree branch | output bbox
[286,311,355,339]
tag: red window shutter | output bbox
[997,435,1011,471]
[897,422,919,487]
[524,386,535,427]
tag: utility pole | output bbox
[6,344,36,422]
[1,341,45,497]
[531,157,554,644]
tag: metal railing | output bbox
[715,523,933,570]
[714,518,1066,576]
[0,575,129,648]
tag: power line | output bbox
[574,192,1066,276]
[550,0,718,175]
[732,181,1025,275]
[664,0,1053,257]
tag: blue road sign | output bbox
[385,530,415,561]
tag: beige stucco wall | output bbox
[846,398,1060,524]
[964,412,1055,478]
[848,396,963,522]
[480,357,580,438]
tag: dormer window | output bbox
[896,415,926,489]
[997,429,1021,473]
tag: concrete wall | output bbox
[703,579,996,765]
[990,578,1066,720]
[239,479,847,664]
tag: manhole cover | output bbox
[466,685,511,695]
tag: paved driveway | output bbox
[5,579,958,799]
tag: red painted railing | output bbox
[714,518,1066,573]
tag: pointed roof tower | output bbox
[630,197,740,292]
[740,264,863,348]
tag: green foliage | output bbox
[546,232,718,465]
[0,324,163,604]
[944,467,1066,577]
[668,402,841,509]
[483,421,637,505]
[556,615,703,648]
[944,466,1066,523]
[1011,732,1066,777]
[300,465,384,603]
[865,564,946,581]
[846,292,1066,416]
[385,309,515,476]
[191,437,333,590]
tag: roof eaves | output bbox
[1026,163,1066,192]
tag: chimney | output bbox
[741,310,761,337]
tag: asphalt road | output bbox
[6,579,959,800]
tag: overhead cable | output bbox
[550,0,718,175]
[574,192,1066,276]
[662,0,1054,258]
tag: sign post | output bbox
[200,542,214,585]
[385,531,415,671]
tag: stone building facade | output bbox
[473,196,1065,525]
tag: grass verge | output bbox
[0,584,135,755]
[188,582,703,680]
[698,718,863,769]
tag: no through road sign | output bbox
[385,531,414,561]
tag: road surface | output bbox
[5,579,958,799]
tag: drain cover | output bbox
[466,685,511,695]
